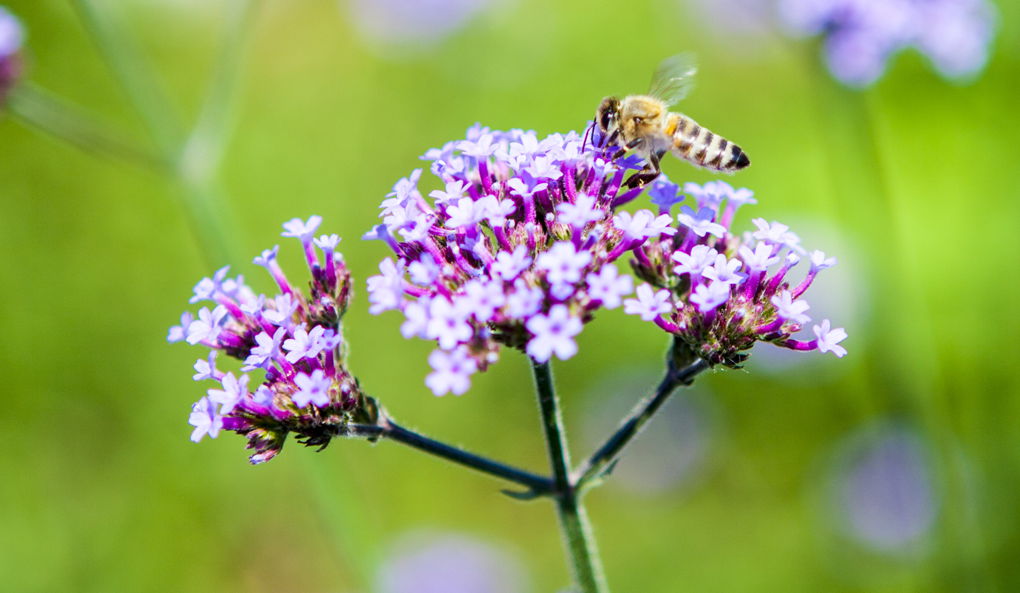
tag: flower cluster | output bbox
[169,217,372,464]
[0,6,24,102]
[365,124,669,395]
[625,178,847,366]
[778,0,997,87]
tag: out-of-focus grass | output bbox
[1,0,1018,592]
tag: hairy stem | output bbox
[574,356,710,492]
[532,360,608,593]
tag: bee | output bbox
[595,54,750,188]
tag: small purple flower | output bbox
[167,311,194,343]
[690,281,731,313]
[426,297,474,349]
[738,242,780,272]
[193,351,221,382]
[189,397,223,443]
[506,280,544,318]
[283,324,327,363]
[648,177,684,212]
[586,266,633,309]
[536,241,592,286]
[771,291,811,324]
[672,245,719,277]
[490,246,532,281]
[426,348,478,396]
[624,284,672,321]
[208,373,249,415]
[613,210,676,241]
[367,259,406,314]
[243,327,287,370]
[525,305,582,363]
[677,206,726,238]
[557,195,604,228]
[701,254,746,285]
[462,280,507,322]
[186,306,228,345]
[281,215,323,242]
[814,319,848,357]
[752,218,802,250]
[293,369,332,408]
[408,254,441,286]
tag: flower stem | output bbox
[69,0,181,156]
[338,419,555,496]
[573,356,710,493]
[6,84,167,170]
[531,359,608,593]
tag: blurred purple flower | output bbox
[170,217,373,464]
[0,6,24,101]
[346,0,494,48]
[831,423,939,551]
[778,0,997,86]
[377,531,528,593]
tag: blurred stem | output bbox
[69,0,180,155]
[574,353,710,493]
[66,0,264,267]
[339,419,555,495]
[180,0,261,185]
[531,360,608,593]
[7,84,167,170]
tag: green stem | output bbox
[337,420,555,496]
[6,84,167,170]
[70,0,181,156]
[180,0,261,185]
[574,357,710,493]
[531,360,608,593]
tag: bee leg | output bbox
[612,137,644,160]
[624,151,661,189]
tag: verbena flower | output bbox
[365,124,661,395]
[625,179,847,366]
[169,217,374,464]
[778,0,997,87]
[0,6,24,102]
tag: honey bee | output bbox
[595,54,750,188]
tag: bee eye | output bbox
[633,117,643,125]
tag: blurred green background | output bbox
[2,1,1018,592]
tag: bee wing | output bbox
[647,53,698,107]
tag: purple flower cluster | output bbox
[625,178,847,366]
[0,6,24,101]
[169,217,371,464]
[778,0,997,87]
[365,124,667,395]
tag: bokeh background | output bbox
[2,1,1018,592]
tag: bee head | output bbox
[596,96,621,133]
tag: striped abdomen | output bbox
[666,112,750,173]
